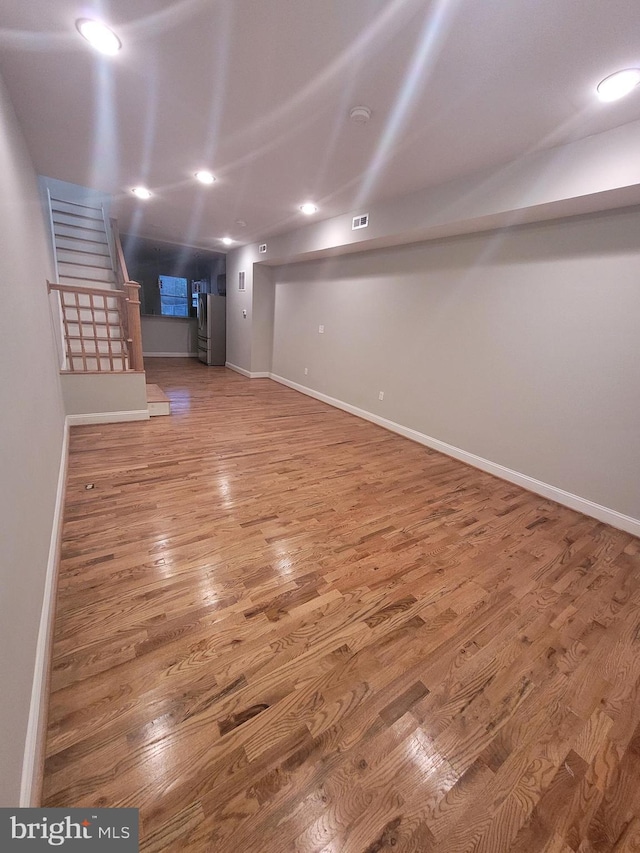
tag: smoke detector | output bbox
[350,106,372,124]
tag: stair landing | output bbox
[146,384,171,417]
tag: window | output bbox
[159,275,188,317]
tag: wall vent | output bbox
[238,271,245,291]
[352,214,369,230]
[258,243,267,253]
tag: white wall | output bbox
[255,119,640,266]
[0,75,66,804]
[251,265,275,374]
[226,244,257,371]
[228,118,640,381]
[271,207,640,524]
[141,315,198,356]
[61,373,148,420]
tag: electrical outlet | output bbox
[304,367,308,375]
[378,391,384,401]
[318,325,324,334]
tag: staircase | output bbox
[45,184,131,373]
[44,177,171,418]
[49,196,117,289]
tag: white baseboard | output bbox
[225,361,270,379]
[270,373,640,538]
[225,361,251,377]
[67,409,150,426]
[20,420,70,807]
[143,352,198,358]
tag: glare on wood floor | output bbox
[44,358,640,852]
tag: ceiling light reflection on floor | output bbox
[216,476,233,509]
[165,389,191,413]
[405,728,450,781]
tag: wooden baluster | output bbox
[61,292,74,371]
[102,295,114,372]
[124,281,144,372]
[114,297,127,370]
[89,292,100,371]
[47,282,142,374]
[75,290,87,373]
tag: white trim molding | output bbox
[225,362,270,379]
[270,373,640,538]
[20,420,69,806]
[67,409,150,426]
[143,352,198,358]
[225,361,251,377]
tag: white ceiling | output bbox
[1,0,639,250]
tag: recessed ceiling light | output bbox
[76,19,122,55]
[596,69,640,102]
[349,106,372,124]
[222,237,234,245]
[300,202,318,215]
[195,170,216,185]
[132,187,152,199]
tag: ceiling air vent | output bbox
[258,243,267,253]
[238,271,245,291]
[352,214,369,230]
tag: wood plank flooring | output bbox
[43,358,640,852]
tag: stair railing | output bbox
[47,280,144,373]
[110,218,130,287]
[122,281,144,372]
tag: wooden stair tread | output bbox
[146,383,171,416]
[146,384,170,404]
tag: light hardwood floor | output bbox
[43,358,640,852]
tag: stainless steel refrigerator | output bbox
[197,293,226,365]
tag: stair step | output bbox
[52,211,107,232]
[54,223,109,244]
[50,198,104,220]
[55,236,110,256]
[146,384,171,417]
[59,263,116,283]
[57,248,113,269]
